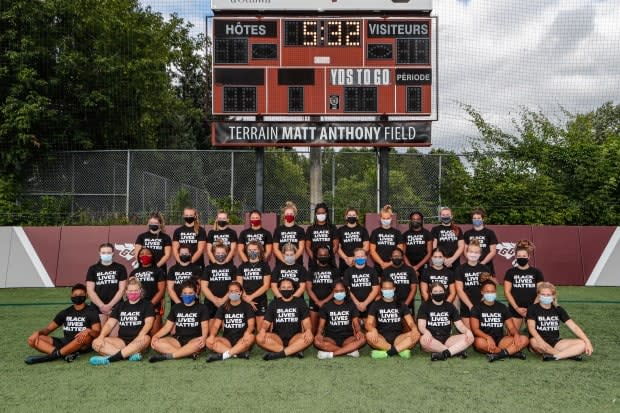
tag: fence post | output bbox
[255,148,264,212]
[438,154,442,211]
[230,151,235,207]
[125,150,131,218]
[378,147,389,211]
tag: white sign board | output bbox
[211,0,432,12]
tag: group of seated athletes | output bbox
[25,202,593,365]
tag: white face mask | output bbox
[316,213,327,222]
[381,219,392,227]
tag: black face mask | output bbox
[431,293,445,302]
[516,257,529,267]
[410,221,422,230]
[217,220,228,227]
[317,255,330,265]
[148,224,159,232]
[179,254,192,263]
[346,216,357,224]
[184,217,196,224]
[71,295,87,305]
[391,257,403,267]
[280,289,294,299]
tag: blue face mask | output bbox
[181,294,195,305]
[483,293,496,303]
[540,295,554,305]
[354,257,366,266]
[229,292,241,301]
[381,289,395,299]
[472,219,483,227]
[334,292,346,301]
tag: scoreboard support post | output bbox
[378,147,390,210]
[310,146,322,217]
[255,147,264,212]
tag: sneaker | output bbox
[431,352,447,361]
[89,356,110,366]
[191,353,200,361]
[317,351,333,360]
[263,351,285,361]
[237,351,251,360]
[398,350,411,359]
[64,353,80,363]
[457,350,468,359]
[24,355,52,365]
[487,349,508,363]
[128,353,142,362]
[542,354,556,362]
[511,351,527,360]
[371,350,389,359]
[295,352,304,359]
[569,354,583,361]
[206,353,223,363]
[149,355,168,363]
[346,350,360,358]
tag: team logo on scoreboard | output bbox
[329,95,340,110]
[330,68,391,86]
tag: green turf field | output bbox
[1,287,619,412]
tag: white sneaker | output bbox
[317,351,333,359]
[346,350,360,358]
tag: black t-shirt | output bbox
[420,266,455,293]
[111,299,154,341]
[130,266,165,302]
[238,228,273,248]
[471,301,512,341]
[308,265,340,301]
[382,265,418,304]
[167,263,202,298]
[504,267,545,308]
[417,300,461,340]
[273,225,306,264]
[272,263,308,287]
[430,225,464,257]
[369,227,404,262]
[264,297,310,340]
[306,223,336,253]
[403,228,433,266]
[343,265,379,302]
[368,299,411,337]
[85,262,128,304]
[201,262,236,299]
[526,304,570,345]
[454,262,489,305]
[215,301,255,343]
[319,299,359,339]
[135,231,172,265]
[173,226,207,257]
[53,305,100,341]
[463,227,498,261]
[335,225,369,257]
[167,301,209,338]
[206,227,238,247]
[237,261,271,298]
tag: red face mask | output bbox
[284,215,295,223]
[250,219,261,227]
[139,255,152,266]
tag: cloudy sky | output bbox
[141,0,619,151]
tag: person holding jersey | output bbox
[527,282,593,361]
[455,240,494,328]
[343,248,380,323]
[418,282,474,361]
[90,277,154,365]
[271,243,307,299]
[382,247,418,310]
[314,281,366,359]
[369,204,405,276]
[167,244,202,307]
[86,243,128,324]
[504,240,544,329]
[206,210,238,264]
[403,211,433,272]
[463,208,498,274]
[273,201,306,266]
[238,210,273,263]
[335,207,369,274]
[305,202,338,269]
[419,248,456,303]
[366,279,420,359]
[257,278,314,360]
[470,276,528,362]
[149,281,209,362]
[172,207,207,268]
[25,284,100,364]
[236,241,271,329]
[134,212,172,270]
[431,207,464,269]
[130,247,166,335]
[201,241,236,327]
[206,282,256,362]
[306,246,340,333]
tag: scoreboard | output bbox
[211,16,436,117]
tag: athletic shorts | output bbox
[309,299,326,312]
[325,334,350,347]
[253,296,268,317]
[541,336,561,348]
[119,336,134,345]
[52,337,71,349]
[433,334,450,344]
[176,335,197,346]
[381,331,399,345]
[205,301,220,319]
[460,304,472,318]
[508,305,526,318]
[223,334,243,347]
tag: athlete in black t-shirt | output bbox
[342,248,380,320]
[130,247,166,335]
[134,212,172,270]
[382,247,418,310]
[271,243,308,299]
[403,211,433,272]
[305,203,338,269]
[527,282,593,361]
[257,278,313,360]
[85,243,128,323]
[470,279,528,362]
[236,241,271,327]
[314,280,366,359]
[335,207,369,274]
[419,248,456,302]
[369,205,405,276]
[206,211,238,264]
[366,279,420,359]
[464,209,498,274]
[306,246,340,333]
[90,277,154,365]
[149,281,209,362]
[25,284,101,364]
[206,281,256,362]
[172,207,207,267]
[431,207,464,269]
[201,242,236,325]
[273,202,306,266]
[167,244,202,306]
[417,282,474,361]
[238,210,273,263]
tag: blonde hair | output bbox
[282,201,297,216]
[184,207,201,234]
[380,204,393,216]
[535,282,558,306]
[468,239,482,252]
[125,276,144,299]
[212,240,230,254]
[147,212,166,231]
[282,242,297,254]
[213,210,229,231]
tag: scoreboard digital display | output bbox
[211,16,437,117]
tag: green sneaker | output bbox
[371,350,389,359]
[398,350,411,359]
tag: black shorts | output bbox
[508,306,525,318]
[119,336,134,345]
[205,301,219,319]
[433,334,450,344]
[280,335,292,348]
[309,298,326,312]
[223,334,243,347]
[460,304,472,318]
[541,336,561,347]
[176,335,197,346]
[381,331,399,345]
[325,334,350,347]
[52,337,71,349]
[253,296,268,316]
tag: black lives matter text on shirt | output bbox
[215,301,255,344]
[463,227,498,259]
[53,305,100,341]
[167,263,202,297]
[504,267,545,307]
[272,263,308,285]
[135,231,172,263]
[403,228,432,265]
[111,299,155,341]
[454,262,489,303]
[306,223,336,251]
[237,261,271,297]
[370,227,404,261]
[202,262,236,298]
[130,267,165,301]
[470,301,512,341]
[238,227,273,247]
[335,225,369,257]
[264,297,309,340]
[343,266,379,301]
[308,266,340,301]
[86,262,128,303]
[173,227,207,251]
[420,266,455,291]
[319,300,359,340]
[168,301,209,338]
[417,300,460,340]
[207,227,239,246]
[430,225,463,257]
[368,300,411,337]
[383,265,418,303]
[526,304,570,345]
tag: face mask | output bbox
[229,292,242,301]
[100,254,113,265]
[280,289,294,299]
[71,295,87,305]
[217,220,228,227]
[148,224,159,232]
[431,293,445,302]
[316,213,327,222]
[139,255,152,266]
[184,216,196,224]
[126,291,141,302]
[410,221,422,230]
[317,255,330,265]
[381,219,392,227]
[181,294,195,305]
[215,254,226,262]
[440,216,452,225]
[472,219,483,227]
[539,295,554,305]
[354,257,366,266]
[483,293,496,303]
[284,255,296,265]
[467,253,480,262]
[381,289,395,299]
[284,215,295,224]
[248,251,259,260]
[334,292,346,301]
[346,216,357,224]
[179,254,192,263]
[250,219,261,227]
[431,257,444,267]
[391,257,403,267]
[516,257,529,267]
